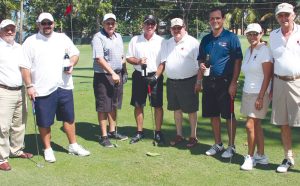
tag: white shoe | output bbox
[68,144,90,156]
[206,144,224,156]
[241,155,254,171]
[221,145,236,158]
[253,153,269,165]
[44,148,56,163]
[277,158,294,173]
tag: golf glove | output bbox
[146,75,157,86]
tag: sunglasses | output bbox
[144,22,156,26]
[41,21,53,26]
[246,32,259,37]
[105,21,115,26]
[171,26,183,31]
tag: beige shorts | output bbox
[240,92,270,119]
[271,77,300,127]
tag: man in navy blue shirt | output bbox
[196,7,243,158]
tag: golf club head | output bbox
[152,141,156,146]
[37,163,44,168]
[113,143,119,148]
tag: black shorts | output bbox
[166,76,199,113]
[93,72,123,112]
[130,70,163,107]
[202,76,235,119]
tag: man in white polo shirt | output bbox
[126,15,165,145]
[159,18,199,148]
[20,12,90,163]
[269,3,300,173]
[0,19,33,171]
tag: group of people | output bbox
[0,2,299,174]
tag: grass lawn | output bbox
[1,37,300,185]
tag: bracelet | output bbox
[26,84,34,89]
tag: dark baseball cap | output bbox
[143,15,157,24]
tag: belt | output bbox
[274,74,300,81]
[168,75,196,81]
[204,74,232,81]
[135,70,156,76]
[0,84,23,91]
[95,69,122,75]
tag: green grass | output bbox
[1,38,300,185]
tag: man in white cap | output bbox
[269,2,300,173]
[20,12,90,163]
[158,18,199,148]
[91,13,128,147]
[126,15,165,145]
[0,19,33,171]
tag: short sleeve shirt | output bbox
[241,44,272,93]
[91,29,124,73]
[270,23,300,76]
[197,29,243,77]
[21,32,79,96]
[0,39,23,87]
[161,33,199,79]
[126,33,164,73]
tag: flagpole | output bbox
[70,1,73,42]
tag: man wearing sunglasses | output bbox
[0,19,33,171]
[91,13,128,148]
[159,18,200,148]
[20,12,90,163]
[126,15,165,145]
[269,3,300,173]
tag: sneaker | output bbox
[154,131,165,145]
[206,143,224,156]
[68,144,90,156]
[253,153,269,165]
[241,155,254,171]
[44,148,56,163]
[276,158,294,173]
[99,136,114,148]
[221,145,236,158]
[108,131,128,141]
[186,137,198,148]
[130,132,144,144]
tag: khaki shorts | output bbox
[271,77,300,127]
[240,92,270,119]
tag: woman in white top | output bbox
[240,23,273,171]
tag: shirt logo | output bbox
[218,42,227,47]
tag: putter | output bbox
[229,97,234,164]
[31,101,44,168]
[147,85,156,146]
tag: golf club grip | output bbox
[230,98,234,113]
[147,85,151,95]
[31,101,36,115]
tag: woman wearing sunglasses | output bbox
[240,23,273,171]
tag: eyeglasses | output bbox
[41,21,53,26]
[144,22,156,26]
[171,26,183,31]
[3,27,16,32]
[105,21,115,26]
[246,32,259,37]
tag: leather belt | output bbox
[274,74,300,81]
[0,84,23,91]
[168,75,196,81]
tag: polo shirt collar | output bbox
[174,31,188,44]
[0,38,16,47]
[142,33,157,41]
[101,28,117,39]
[37,31,53,41]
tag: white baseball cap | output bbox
[171,18,183,27]
[103,13,116,22]
[37,12,54,23]
[245,23,262,35]
[275,3,294,15]
[0,19,16,29]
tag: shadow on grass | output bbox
[24,134,68,155]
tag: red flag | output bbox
[64,4,72,16]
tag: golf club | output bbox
[147,84,156,146]
[229,97,234,164]
[31,101,44,168]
